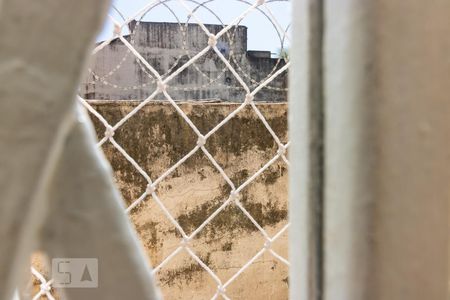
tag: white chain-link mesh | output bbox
[30,0,290,298]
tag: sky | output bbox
[97,0,291,55]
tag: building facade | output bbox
[80,21,288,102]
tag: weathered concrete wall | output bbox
[80,22,288,102]
[30,99,289,299]
[87,100,289,299]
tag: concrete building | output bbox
[80,21,288,102]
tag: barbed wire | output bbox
[84,0,289,95]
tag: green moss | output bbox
[175,183,287,239]
[222,242,233,251]
[89,102,288,186]
[262,164,287,185]
[159,253,212,287]
[135,221,159,249]
[89,101,288,233]
[230,169,249,186]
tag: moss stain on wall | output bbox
[87,101,289,299]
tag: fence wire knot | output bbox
[146,183,156,194]
[217,285,226,294]
[40,282,51,293]
[229,190,239,202]
[277,145,286,156]
[180,237,190,248]
[208,34,217,47]
[157,80,167,93]
[264,240,272,250]
[197,135,206,147]
[113,24,122,36]
[244,93,254,104]
[256,0,266,6]
[104,125,115,138]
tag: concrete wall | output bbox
[31,101,289,299]
[90,100,288,299]
[80,22,288,102]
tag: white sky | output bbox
[98,0,291,54]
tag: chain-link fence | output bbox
[30,0,290,298]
